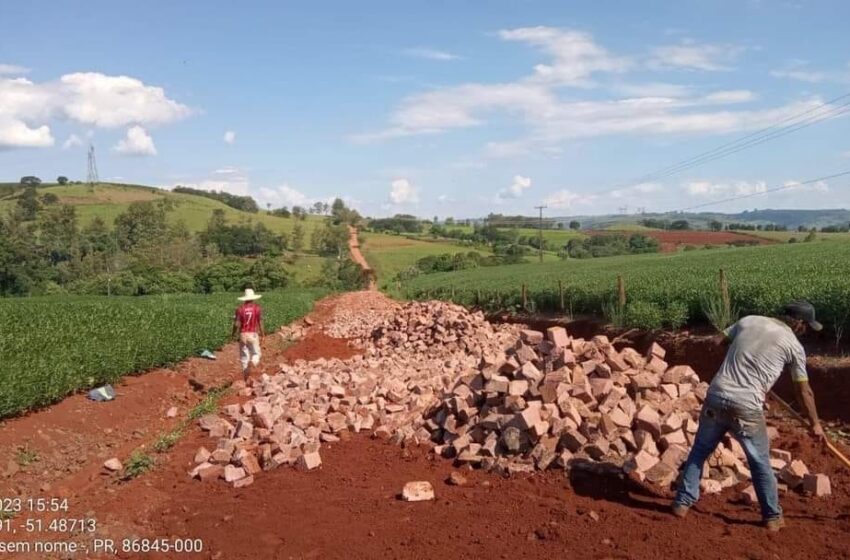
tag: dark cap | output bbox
[782,300,823,331]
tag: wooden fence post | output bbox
[521,283,528,310]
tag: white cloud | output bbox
[499,27,630,86]
[782,180,829,193]
[496,175,532,201]
[389,178,419,204]
[701,90,755,104]
[59,73,191,127]
[174,167,250,196]
[615,82,693,98]
[62,133,83,149]
[543,189,596,210]
[0,118,53,149]
[649,40,746,71]
[686,180,767,197]
[256,183,340,210]
[0,64,29,76]
[223,130,236,144]
[0,71,191,149]
[770,60,849,84]
[357,29,833,147]
[612,182,664,198]
[404,47,462,61]
[113,125,157,156]
[437,194,454,203]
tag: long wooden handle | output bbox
[769,390,850,470]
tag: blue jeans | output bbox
[674,393,781,520]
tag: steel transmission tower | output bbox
[87,144,100,190]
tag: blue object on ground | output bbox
[200,349,217,360]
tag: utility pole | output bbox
[534,205,547,263]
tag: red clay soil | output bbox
[588,230,773,252]
[2,293,850,560]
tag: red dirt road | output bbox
[348,226,376,290]
[1,293,849,560]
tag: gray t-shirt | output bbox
[707,315,808,411]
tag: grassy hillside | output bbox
[361,232,492,290]
[0,182,325,239]
[403,240,850,330]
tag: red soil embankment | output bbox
[588,230,774,252]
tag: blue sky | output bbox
[1,0,849,218]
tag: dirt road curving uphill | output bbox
[348,225,376,290]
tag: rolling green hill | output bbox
[0,182,325,239]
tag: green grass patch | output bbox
[361,233,492,291]
[15,445,38,467]
[0,289,323,418]
[122,451,155,480]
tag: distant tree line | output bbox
[562,233,660,259]
[173,185,260,213]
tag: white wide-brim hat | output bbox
[237,288,262,301]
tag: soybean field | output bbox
[402,241,850,332]
[0,289,323,417]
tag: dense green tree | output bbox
[114,201,169,251]
[15,187,41,220]
[292,222,305,252]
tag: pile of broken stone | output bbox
[188,301,831,500]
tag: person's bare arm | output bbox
[793,380,825,440]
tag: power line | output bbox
[587,91,850,204]
[674,169,850,213]
[626,91,850,186]
[636,101,850,183]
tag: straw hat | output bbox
[237,288,262,301]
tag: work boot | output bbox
[671,503,689,518]
[764,517,785,532]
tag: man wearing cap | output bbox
[672,301,825,531]
[232,287,265,381]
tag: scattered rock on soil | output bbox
[401,481,435,502]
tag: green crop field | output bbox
[0,183,326,240]
[403,241,850,331]
[0,289,323,418]
[361,233,491,290]
[734,230,850,243]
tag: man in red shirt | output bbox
[232,287,265,381]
